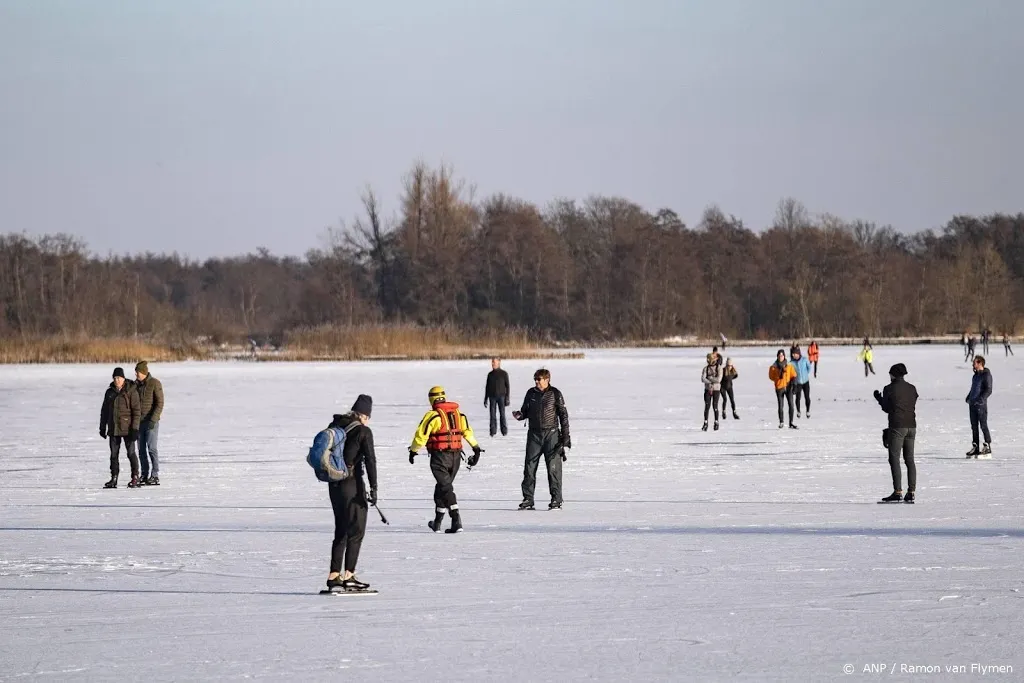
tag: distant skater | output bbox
[1003,334,1013,357]
[721,358,739,420]
[858,340,876,377]
[701,353,723,431]
[808,340,820,378]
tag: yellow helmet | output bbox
[428,385,446,404]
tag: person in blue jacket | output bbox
[965,355,993,458]
[789,346,814,419]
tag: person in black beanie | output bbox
[325,394,378,591]
[874,363,918,503]
[100,366,142,488]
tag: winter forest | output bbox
[1,162,1022,345]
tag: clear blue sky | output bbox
[1,0,1021,258]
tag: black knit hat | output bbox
[351,394,373,417]
[889,363,908,377]
[112,367,125,379]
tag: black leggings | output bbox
[703,390,721,421]
[793,382,810,412]
[329,478,368,574]
[776,388,794,424]
[721,386,736,413]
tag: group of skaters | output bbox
[320,360,570,592]
[961,329,1014,360]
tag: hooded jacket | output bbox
[967,368,993,406]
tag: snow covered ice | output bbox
[1,347,1022,681]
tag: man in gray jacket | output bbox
[135,361,165,485]
[701,353,724,431]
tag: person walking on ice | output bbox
[808,340,820,377]
[965,356,993,459]
[512,368,571,510]
[769,349,798,429]
[1003,333,1013,357]
[790,346,813,418]
[858,339,876,377]
[721,358,739,420]
[409,386,483,533]
[701,353,724,431]
[323,395,378,592]
[874,363,918,503]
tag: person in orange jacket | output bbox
[769,349,798,429]
[808,340,820,378]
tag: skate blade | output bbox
[320,588,378,596]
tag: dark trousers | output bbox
[812,360,818,378]
[1005,343,1013,356]
[329,477,368,574]
[864,361,875,377]
[721,385,736,413]
[969,404,991,445]
[522,429,562,504]
[776,388,794,424]
[794,382,810,413]
[487,396,508,436]
[108,436,140,478]
[703,390,720,421]
[887,427,917,492]
[430,450,462,510]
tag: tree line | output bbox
[1,162,1021,344]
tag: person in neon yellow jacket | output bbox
[858,338,876,377]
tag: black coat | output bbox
[485,368,510,403]
[876,378,918,429]
[329,413,378,490]
[516,386,570,445]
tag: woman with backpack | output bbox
[721,358,739,420]
[325,394,378,592]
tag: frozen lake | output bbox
[1,346,1022,681]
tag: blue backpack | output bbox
[307,425,354,482]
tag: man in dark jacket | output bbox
[134,361,164,485]
[325,394,379,592]
[874,363,918,503]
[484,357,511,437]
[100,367,142,488]
[512,368,570,510]
[966,355,993,458]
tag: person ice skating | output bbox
[409,386,482,533]
[721,358,739,420]
[965,356,993,459]
[325,394,378,592]
[808,340,820,378]
[858,340,876,376]
[720,333,728,350]
[701,353,724,431]
[512,368,571,510]
[769,349,798,429]
[484,357,511,437]
[982,328,991,355]
[1003,334,1013,357]
[873,363,918,503]
[790,347,813,418]
[134,361,164,485]
[965,335,976,363]
[100,367,142,488]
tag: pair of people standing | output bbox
[700,354,739,430]
[99,361,164,488]
[767,347,811,428]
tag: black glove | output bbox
[127,429,138,442]
[409,450,416,464]
[367,488,377,505]
[504,397,510,407]
[560,448,567,462]
[562,436,571,450]
[484,398,489,408]
[468,445,483,467]
[99,427,107,439]
[873,390,882,402]
[512,410,523,420]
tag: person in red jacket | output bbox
[808,341,820,378]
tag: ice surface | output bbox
[1,347,1022,681]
